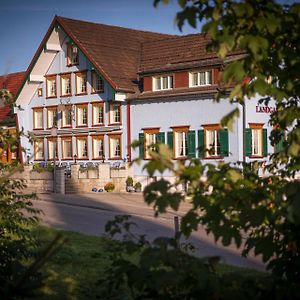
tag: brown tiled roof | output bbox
[57,17,175,92]
[139,33,244,74]
[0,71,26,125]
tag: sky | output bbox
[0,0,201,75]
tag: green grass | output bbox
[32,226,265,300]
[32,226,116,300]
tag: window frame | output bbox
[144,128,160,159]
[75,71,88,95]
[60,73,72,97]
[61,136,73,160]
[76,104,88,127]
[67,44,79,66]
[153,75,173,91]
[108,134,122,160]
[91,71,104,94]
[249,123,264,158]
[47,137,58,160]
[172,126,189,159]
[92,102,105,126]
[109,103,122,125]
[61,105,73,128]
[189,70,213,87]
[76,136,89,160]
[33,108,44,130]
[203,124,222,158]
[34,139,44,161]
[47,106,58,129]
[92,135,105,159]
[45,75,57,98]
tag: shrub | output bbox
[104,182,115,192]
[126,176,133,186]
[134,182,142,191]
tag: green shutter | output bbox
[198,130,205,158]
[275,131,284,153]
[167,131,174,152]
[156,132,165,144]
[139,133,144,159]
[263,128,268,157]
[220,129,229,157]
[187,130,196,158]
[245,128,252,157]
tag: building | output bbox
[14,16,279,183]
[0,71,26,163]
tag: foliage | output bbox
[102,214,300,300]
[134,181,142,190]
[104,181,115,192]
[150,0,300,284]
[126,176,134,186]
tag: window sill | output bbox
[76,158,89,160]
[108,157,122,160]
[33,128,44,130]
[61,125,72,128]
[174,157,187,160]
[249,155,264,159]
[108,123,122,126]
[153,88,173,92]
[60,94,72,98]
[61,158,73,160]
[34,158,44,161]
[67,63,79,67]
[203,156,224,160]
[92,123,105,127]
[46,96,57,99]
[75,92,88,96]
[91,91,104,94]
[76,125,88,128]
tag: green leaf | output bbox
[221,108,240,131]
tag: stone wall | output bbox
[9,165,65,194]
[65,163,134,193]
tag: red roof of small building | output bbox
[0,71,26,125]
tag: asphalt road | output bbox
[32,192,265,271]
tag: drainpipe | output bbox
[242,101,246,163]
[126,100,131,162]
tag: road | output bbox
[32,192,265,271]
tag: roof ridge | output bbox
[57,16,177,37]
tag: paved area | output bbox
[33,192,265,271]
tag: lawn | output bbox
[32,226,265,300]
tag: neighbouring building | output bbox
[0,71,26,163]
[14,16,280,184]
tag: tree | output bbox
[145,0,300,282]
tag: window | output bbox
[153,75,173,91]
[139,130,165,159]
[62,106,72,127]
[76,137,88,159]
[190,70,212,87]
[34,139,44,160]
[171,127,189,159]
[92,103,104,125]
[61,73,72,96]
[61,138,73,159]
[76,105,88,127]
[33,108,44,129]
[47,138,58,160]
[67,44,79,66]
[92,71,104,93]
[46,75,57,98]
[75,72,87,95]
[37,88,43,97]
[47,107,58,129]
[245,124,267,157]
[92,136,104,159]
[109,135,121,159]
[109,103,121,124]
[198,126,229,158]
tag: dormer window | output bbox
[67,44,79,66]
[190,70,212,87]
[153,75,173,91]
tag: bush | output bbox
[126,176,133,186]
[104,182,115,192]
[134,182,142,191]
